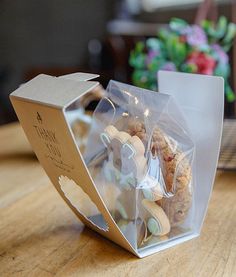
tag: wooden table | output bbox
[0,123,236,277]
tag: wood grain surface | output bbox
[0,122,236,277]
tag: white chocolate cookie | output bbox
[121,135,147,181]
[111,131,131,171]
[100,125,118,149]
[101,125,147,186]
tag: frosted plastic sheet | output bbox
[84,80,196,251]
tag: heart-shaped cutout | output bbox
[58,175,109,232]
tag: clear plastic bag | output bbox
[84,80,195,251]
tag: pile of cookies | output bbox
[100,117,192,247]
[127,119,192,228]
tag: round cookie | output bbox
[142,199,170,236]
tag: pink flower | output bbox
[186,25,207,47]
[186,51,216,75]
[146,50,159,66]
[161,62,176,71]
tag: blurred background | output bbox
[0,0,236,126]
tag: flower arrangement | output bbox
[129,17,236,102]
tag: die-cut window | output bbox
[58,175,109,232]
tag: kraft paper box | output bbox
[10,71,224,258]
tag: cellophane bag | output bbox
[84,80,195,251]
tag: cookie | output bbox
[126,119,192,227]
[127,119,147,142]
[142,199,170,236]
[151,128,192,226]
[142,177,163,201]
[101,125,148,222]
[100,125,118,149]
[121,135,147,181]
[101,125,147,186]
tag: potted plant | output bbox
[129,17,236,103]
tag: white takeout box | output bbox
[10,71,224,258]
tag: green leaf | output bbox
[146,38,161,51]
[169,18,188,32]
[215,16,227,39]
[166,35,187,66]
[158,28,171,41]
[207,27,217,39]
[201,19,212,29]
[135,41,145,53]
[158,39,167,58]
[147,57,165,71]
[222,42,233,52]
[181,63,197,73]
[129,51,146,69]
[166,35,175,60]
[132,70,147,88]
[206,16,228,40]
[214,62,230,79]
[225,83,236,102]
[132,69,157,90]
[176,43,187,65]
[201,19,213,33]
[129,41,146,69]
[223,23,236,44]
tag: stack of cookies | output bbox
[100,117,192,247]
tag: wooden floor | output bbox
[0,122,236,277]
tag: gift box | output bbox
[10,71,224,258]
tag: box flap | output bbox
[11,74,99,109]
[59,72,99,81]
[158,71,224,233]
